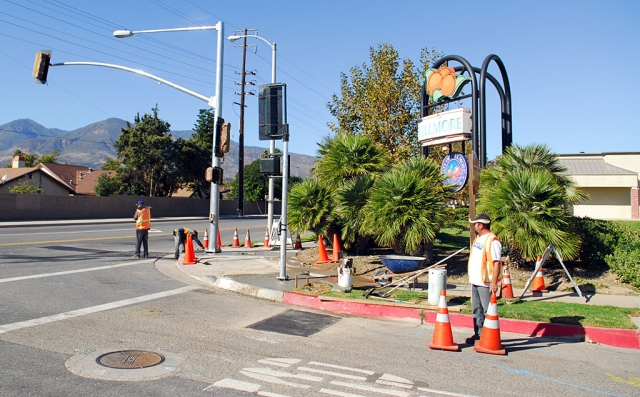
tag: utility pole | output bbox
[233,28,256,216]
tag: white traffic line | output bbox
[0,259,153,283]
[243,367,323,382]
[298,367,367,381]
[309,361,376,375]
[319,389,367,397]
[8,228,133,236]
[330,380,410,397]
[0,286,197,334]
[205,378,261,393]
[417,387,479,397]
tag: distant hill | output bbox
[0,118,316,180]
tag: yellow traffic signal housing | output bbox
[214,117,231,158]
[33,51,51,84]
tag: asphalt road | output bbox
[1,219,639,397]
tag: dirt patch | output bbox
[293,246,640,296]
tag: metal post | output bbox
[237,29,248,217]
[208,21,224,253]
[278,83,288,281]
[267,42,277,232]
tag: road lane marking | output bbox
[416,387,479,396]
[205,378,261,392]
[330,380,409,397]
[240,370,311,389]
[243,367,323,382]
[0,286,197,334]
[0,234,171,246]
[308,361,376,375]
[259,358,302,367]
[0,259,154,283]
[298,367,366,381]
[319,389,367,397]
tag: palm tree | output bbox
[335,174,375,252]
[477,144,588,263]
[361,157,452,257]
[313,133,390,189]
[287,179,335,237]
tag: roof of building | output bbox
[558,158,636,175]
[0,167,39,183]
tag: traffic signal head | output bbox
[33,50,51,84]
[258,83,286,140]
[214,117,231,158]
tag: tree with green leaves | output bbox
[175,108,215,199]
[327,44,444,162]
[94,173,122,197]
[101,157,121,171]
[114,106,178,197]
[9,180,41,194]
[38,150,60,164]
[477,144,589,263]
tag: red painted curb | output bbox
[282,292,640,350]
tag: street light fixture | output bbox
[227,33,277,233]
[115,23,225,253]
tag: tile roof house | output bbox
[558,152,640,220]
[0,155,113,196]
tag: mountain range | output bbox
[0,118,317,180]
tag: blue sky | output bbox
[1,0,639,159]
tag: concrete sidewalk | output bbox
[169,243,640,350]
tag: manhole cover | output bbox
[96,350,165,369]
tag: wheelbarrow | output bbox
[366,247,466,299]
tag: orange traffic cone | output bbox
[217,229,223,247]
[263,227,270,248]
[232,228,240,247]
[501,266,514,299]
[532,257,547,292]
[331,234,342,262]
[203,229,209,249]
[294,234,303,250]
[474,292,506,355]
[428,289,460,351]
[182,234,197,265]
[316,236,331,264]
[244,229,253,248]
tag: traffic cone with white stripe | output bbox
[244,229,253,248]
[232,228,240,247]
[182,234,197,265]
[294,234,303,250]
[532,257,547,292]
[474,292,506,355]
[428,289,459,351]
[263,227,270,248]
[217,229,223,247]
[501,266,514,299]
[203,229,209,249]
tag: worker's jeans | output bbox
[135,229,149,258]
[471,284,491,337]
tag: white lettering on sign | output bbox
[418,108,472,142]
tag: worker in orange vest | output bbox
[173,227,205,259]
[133,200,151,258]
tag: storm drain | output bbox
[96,350,165,369]
[248,309,340,337]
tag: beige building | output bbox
[558,152,640,220]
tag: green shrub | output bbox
[570,217,621,267]
[605,225,640,288]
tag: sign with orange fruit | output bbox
[424,66,470,102]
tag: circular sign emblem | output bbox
[441,152,469,192]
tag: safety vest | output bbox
[135,207,151,230]
[469,233,503,283]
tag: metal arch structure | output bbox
[421,54,513,168]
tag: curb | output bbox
[281,292,640,350]
[175,263,640,350]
